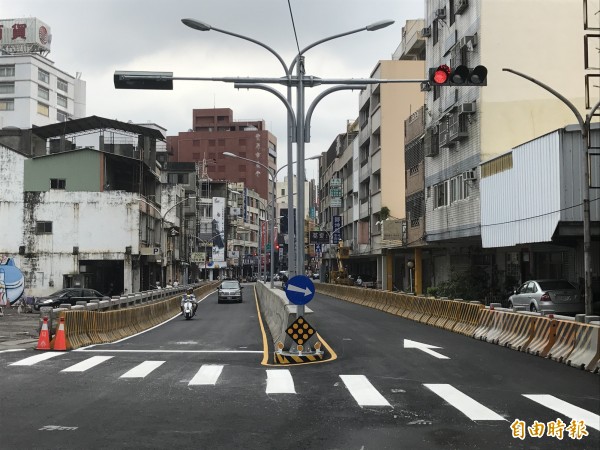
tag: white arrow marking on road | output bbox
[404,339,449,359]
[287,283,312,296]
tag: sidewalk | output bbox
[0,306,40,351]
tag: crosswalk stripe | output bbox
[188,364,224,386]
[61,356,113,372]
[424,384,506,421]
[9,352,62,366]
[120,361,165,378]
[523,394,600,431]
[340,375,391,407]
[266,370,296,394]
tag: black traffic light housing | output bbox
[114,71,174,90]
[429,65,487,86]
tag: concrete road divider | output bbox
[547,320,579,363]
[566,324,600,371]
[526,318,558,357]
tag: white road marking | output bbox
[424,384,506,421]
[120,360,165,378]
[523,394,600,431]
[0,348,26,354]
[266,370,296,394]
[76,349,263,354]
[404,339,450,359]
[340,375,391,407]
[61,356,113,372]
[9,352,62,366]
[188,364,224,385]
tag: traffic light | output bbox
[113,71,174,90]
[429,65,487,86]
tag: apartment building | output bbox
[166,108,277,203]
[423,0,593,289]
[0,18,86,129]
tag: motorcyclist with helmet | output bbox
[181,288,198,317]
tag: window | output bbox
[57,94,67,108]
[50,178,66,189]
[432,19,439,45]
[38,85,49,100]
[57,78,68,92]
[281,188,285,196]
[167,173,189,184]
[449,174,464,203]
[0,99,14,111]
[449,0,455,25]
[37,102,49,116]
[36,221,53,234]
[38,69,50,84]
[57,110,68,122]
[0,82,15,94]
[433,181,448,209]
[0,65,15,77]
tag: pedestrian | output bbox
[173,279,179,287]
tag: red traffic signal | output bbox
[429,65,487,86]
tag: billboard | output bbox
[0,256,25,306]
[0,18,51,55]
[332,215,342,244]
[212,197,226,263]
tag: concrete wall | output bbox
[24,149,101,192]
[0,145,26,254]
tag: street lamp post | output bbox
[503,68,600,315]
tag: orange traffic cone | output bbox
[36,317,51,351]
[52,317,67,351]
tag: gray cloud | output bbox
[3,0,424,176]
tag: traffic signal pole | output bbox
[503,68,600,316]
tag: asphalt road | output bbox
[1,284,598,450]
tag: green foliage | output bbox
[426,286,439,297]
[434,266,490,301]
[380,206,390,220]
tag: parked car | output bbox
[312,273,320,280]
[33,288,109,311]
[217,279,243,304]
[507,279,584,314]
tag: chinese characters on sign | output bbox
[309,231,329,244]
[332,215,342,244]
[510,419,589,440]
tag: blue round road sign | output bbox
[284,275,315,305]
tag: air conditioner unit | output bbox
[459,35,476,50]
[435,8,446,19]
[455,0,469,14]
[458,102,476,114]
[463,170,477,181]
[420,26,431,37]
[420,81,432,92]
[424,127,439,157]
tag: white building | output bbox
[0,18,86,129]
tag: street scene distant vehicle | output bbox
[217,279,243,303]
[33,288,109,311]
[508,280,584,314]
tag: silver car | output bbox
[508,279,583,314]
[217,279,243,304]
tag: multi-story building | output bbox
[0,116,175,296]
[422,0,593,291]
[166,108,277,203]
[0,18,86,129]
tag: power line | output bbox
[287,0,301,54]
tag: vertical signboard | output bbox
[212,197,225,263]
[261,220,267,252]
[332,215,342,244]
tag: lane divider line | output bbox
[523,394,600,431]
[188,364,224,386]
[61,356,113,373]
[266,369,296,394]
[340,374,391,407]
[120,360,165,378]
[424,384,506,421]
[9,352,62,366]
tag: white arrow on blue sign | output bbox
[285,275,315,305]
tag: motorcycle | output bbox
[182,295,194,320]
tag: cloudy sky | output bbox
[3,0,425,180]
